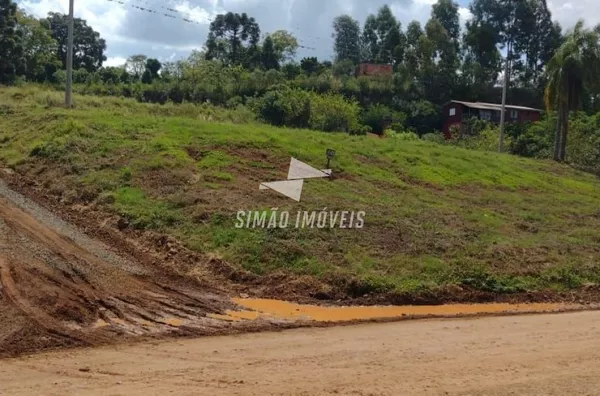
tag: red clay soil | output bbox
[0,191,250,358]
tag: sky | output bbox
[16,0,599,68]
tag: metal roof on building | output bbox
[450,100,542,112]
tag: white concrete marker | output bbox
[287,158,330,180]
[259,179,305,202]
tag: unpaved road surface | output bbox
[2,310,600,396]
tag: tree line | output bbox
[1,0,600,162]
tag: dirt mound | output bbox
[0,195,235,357]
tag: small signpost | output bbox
[326,149,336,170]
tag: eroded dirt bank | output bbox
[0,180,243,357]
[2,310,600,396]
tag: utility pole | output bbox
[65,0,75,107]
[498,0,515,153]
[498,40,511,153]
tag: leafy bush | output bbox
[52,70,66,84]
[332,59,356,77]
[421,133,446,144]
[395,99,441,135]
[361,104,404,135]
[391,131,420,140]
[565,112,600,172]
[463,117,493,137]
[226,96,244,109]
[308,91,361,133]
[252,86,311,128]
[510,116,554,158]
[452,127,511,152]
[73,69,89,84]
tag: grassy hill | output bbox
[2,86,600,300]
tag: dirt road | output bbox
[1,310,600,395]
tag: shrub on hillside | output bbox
[462,117,493,137]
[510,116,554,158]
[308,91,361,133]
[252,86,311,128]
[391,131,419,140]
[394,99,441,135]
[421,133,446,144]
[73,69,89,84]
[453,127,512,152]
[564,112,600,172]
[509,112,600,173]
[52,70,66,84]
[361,104,406,135]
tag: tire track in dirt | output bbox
[0,192,236,357]
[0,256,107,345]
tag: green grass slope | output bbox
[2,86,600,297]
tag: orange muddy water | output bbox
[207,298,574,322]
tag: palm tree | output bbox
[545,21,600,162]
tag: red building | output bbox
[355,63,393,77]
[443,100,542,139]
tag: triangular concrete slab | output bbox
[287,158,330,180]
[259,179,304,202]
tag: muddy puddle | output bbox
[208,298,577,323]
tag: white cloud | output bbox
[458,7,473,26]
[104,56,127,67]
[391,1,433,27]
[19,0,129,54]
[174,1,217,24]
[548,0,599,30]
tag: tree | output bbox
[403,21,424,79]
[119,68,131,84]
[463,0,504,93]
[425,16,460,104]
[281,62,301,79]
[399,15,459,105]
[126,54,147,78]
[545,21,600,162]
[300,57,320,75]
[145,58,161,78]
[432,0,460,42]
[16,11,59,82]
[42,12,106,72]
[0,0,26,84]
[464,0,561,95]
[268,30,298,63]
[422,18,460,103]
[161,61,184,81]
[361,5,405,65]
[333,15,361,64]
[141,68,152,84]
[261,36,279,70]
[98,66,120,84]
[332,59,355,77]
[205,12,260,67]
[512,0,562,88]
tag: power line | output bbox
[125,0,212,23]
[104,0,204,26]
[106,0,317,51]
